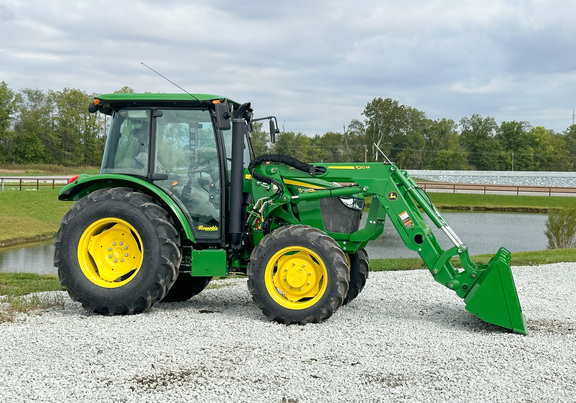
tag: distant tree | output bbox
[11,88,53,164]
[394,130,425,168]
[497,121,530,151]
[362,97,429,165]
[114,86,135,94]
[249,122,270,157]
[0,81,20,163]
[562,125,576,170]
[495,121,536,170]
[0,82,16,135]
[459,114,505,170]
[310,132,344,162]
[53,88,105,166]
[524,126,568,171]
[272,131,311,161]
[363,98,407,161]
[422,118,468,169]
[344,119,367,162]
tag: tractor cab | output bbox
[94,93,254,241]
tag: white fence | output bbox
[0,176,70,191]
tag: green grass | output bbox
[0,163,93,245]
[0,273,65,297]
[370,248,576,271]
[0,163,99,176]
[0,187,73,245]
[428,193,574,212]
[0,273,66,323]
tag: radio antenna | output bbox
[140,62,200,101]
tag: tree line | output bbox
[0,82,105,166]
[256,97,576,171]
[1,81,575,170]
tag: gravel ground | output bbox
[1,263,575,403]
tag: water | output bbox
[365,211,548,259]
[0,241,56,275]
[0,212,549,274]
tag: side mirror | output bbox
[269,119,277,143]
[215,102,231,130]
[251,114,280,143]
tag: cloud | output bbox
[0,0,574,134]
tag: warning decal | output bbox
[399,211,414,229]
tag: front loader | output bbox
[54,93,526,334]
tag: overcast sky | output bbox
[1,0,575,135]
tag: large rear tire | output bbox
[54,188,180,315]
[247,225,349,324]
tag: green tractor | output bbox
[54,93,526,334]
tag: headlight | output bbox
[339,196,364,211]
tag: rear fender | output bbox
[58,174,196,242]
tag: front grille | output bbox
[320,197,362,233]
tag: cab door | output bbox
[153,108,224,241]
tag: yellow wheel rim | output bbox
[77,218,144,288]
[264,246,328,310]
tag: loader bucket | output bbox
[464,248,527,335]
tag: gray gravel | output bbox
[1,263,575,402]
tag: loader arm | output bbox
[248,159,527,334]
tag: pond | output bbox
[0,212,549,275]
[365,211,548,259]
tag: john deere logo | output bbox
[388,191,398,201]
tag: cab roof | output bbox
[92,93,241,115]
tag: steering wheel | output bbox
[188,155,219,192]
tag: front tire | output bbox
[343,248,369,305]
[54,188,180,315]
[247,225,349,324]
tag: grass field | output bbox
[0,188,73,245]
[429,192,575,211]
[0,163,99,176]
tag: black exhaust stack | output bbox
[229,102,251,251]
